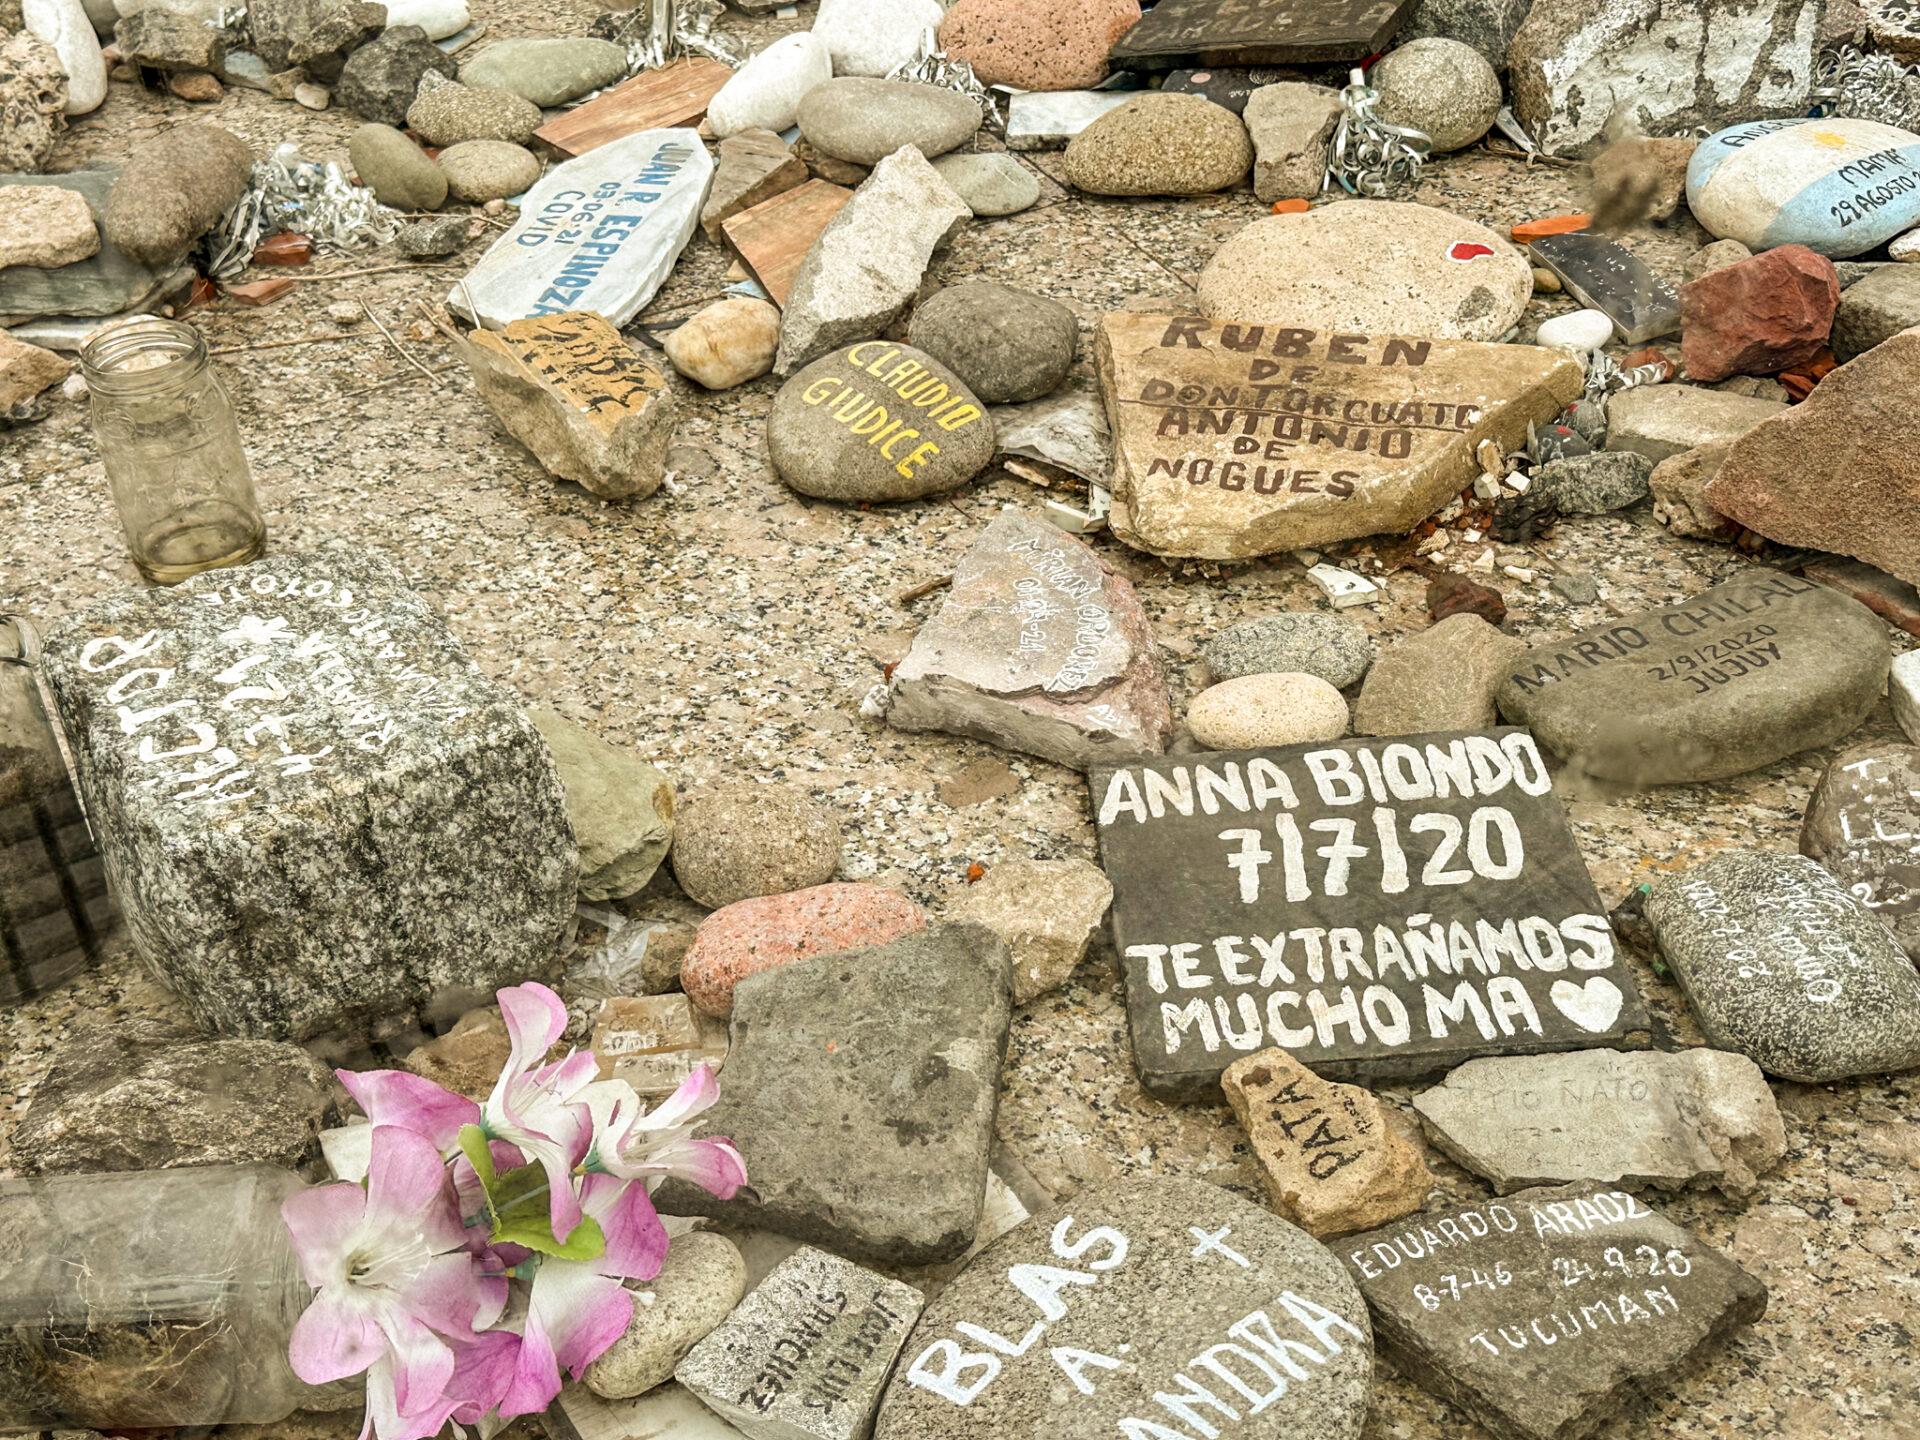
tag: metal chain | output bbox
[203,144,401,282]
[886,26,1000,127]
[1811,44,1920,131]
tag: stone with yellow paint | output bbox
[457,310,677,501]
[1095,312,1584,560]
[768,340,995,502]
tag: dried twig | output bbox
[288,362,460,422]
[210,334,371,355]
[895,574,953,605]
[278,262,470,282]
[362,304,442,383]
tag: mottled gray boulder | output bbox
[335,23,457,126]
[528,708,673,902]
[1802,742,1920,958]
[1203,611,1374,688]
[655,923,1012,1265]
[10,1018,343,1176]
[774,146,972,375]
[907,283,1077,404]
[39,550,578,1041]
[1532,451,1653,514]
[1646,851,1920,1082]
[1831,264,1920,363]
[874,1177,1371,1440]
[1413,1048,1786,1196]
[1400,0,1533,69]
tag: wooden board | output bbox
[534,58,733,158]
[720,179,854,308]
[1108,0,1416,66]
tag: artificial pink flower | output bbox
[336,1067,479,1155]
[495,1173,669,1416]
[478,983,601,1245]
[587,1065,748,1199]
[282,1127,507,1440]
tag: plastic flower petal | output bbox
[587,1065,748,1199]
[477,983,600,1243]
[337,1068,480,1155]
[282,1127,505,1439]
[493,1175,665,1417]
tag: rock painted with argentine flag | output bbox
[1686,117,1920,259]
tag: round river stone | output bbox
[769,342,996,502]
[1645,850,1920,1082]
[796,76,983,166]
[1496,570,1890,785]
[930,151,1040,216]
[907,283,1077,404]
[1370,37,1501,152]
[1188,672,1350,749]
[873,1176,1371,1440]
[1196,201,1532,342]
[670,781,842,909]
[1063,92,1254,196]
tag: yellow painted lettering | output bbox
[897,440,940,478]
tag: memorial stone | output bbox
[458,311,677,500]
[37,550,578,1041]
[879,509,1173,771]
[656,924,1012,1265]
[1095,313,1583,560]
[450,129,712,331]
[676,1245,924,1440]
[1090,728,1651,1097]
[1342,1183,1768,1440]
[1527,232,1680,346]
[1801,742,1920,957]
[1108,0,1418,68]
[1495,572,1890,785]
[873,1176,1372,1440]
[1686,118,1920,260]
[1644,851,1920,1082]
[1412,1047,1786,1196]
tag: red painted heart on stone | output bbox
[1447,241,1495,262]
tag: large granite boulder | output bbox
[39,550,578,1040]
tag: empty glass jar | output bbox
[81,317,266,585]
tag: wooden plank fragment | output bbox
[719,179,853,308]
[1109,0,1415,66]
[534,58,733,159]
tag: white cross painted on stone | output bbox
[1189,1225,1251,1268]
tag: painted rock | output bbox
[1686,118,1920,260]
[1801,741,1920,958]
[769,342,994,502]
[1095,313,1582,559]
[1197,202,1533,342]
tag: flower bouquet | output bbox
[281,981,746,1440]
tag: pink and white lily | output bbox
[475,982,602,1245]
[585,1065,748,1199]
[281,1126,508,1440]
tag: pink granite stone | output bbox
[679,882,929,1016]
[938,0,1141,93]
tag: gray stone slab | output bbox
[654,922,1012,1266]
[1496,571,1890,786]
[0,169,169,320]
[675,1245,924,1440]
[1341,1184,1767,1440]
[874,1175,1372,1440]
[1091,728,1651,1097]
[1004,90,1133,150]
[1527,232,1680,346]
[1801,741,1920,958]
[1412,1047,1786,1196]
[38,549,578,1041]
[1644,850,1920,1082]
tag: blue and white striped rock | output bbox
[1687,118,1920,260]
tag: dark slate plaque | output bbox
[1526,232,1680,346]
[1340,1184,1767,1440]
[1090,729,1650,1098]
[1110,0,1416,67]
[1160,67,1306,113]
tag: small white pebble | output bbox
[1463,528,1482,543]
[61,373,88,401]
[1503,565,1537,582]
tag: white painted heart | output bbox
[1550,976,1623,1033]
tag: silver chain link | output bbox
[1327,67,1431,197]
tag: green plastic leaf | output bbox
[458,1125,496,1192]
[496,1210,607,1261]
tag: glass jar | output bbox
[0,615,118,1005]
[81,317,266,586]
[0,1163,354,1429]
